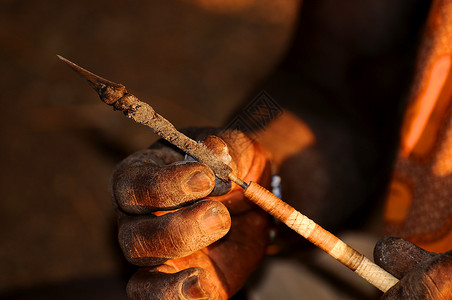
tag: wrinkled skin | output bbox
[112,126,452,299]
[111,128,272,299]
[375,237,452,300]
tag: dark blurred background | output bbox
[0,0,300,297]
[0,0,430,299]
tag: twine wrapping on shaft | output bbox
[244,181,399,292]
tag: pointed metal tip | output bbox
[57,55,122,88]
[57,55,127,105]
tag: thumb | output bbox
[373,236,435,279]
[112,149,216,214]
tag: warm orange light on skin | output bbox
[401,55,451,158]
[249,110,316,172]
[385,0,452,255]
[384,179,413,224]
[415,224,452,253]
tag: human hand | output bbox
[374,237,452,299]
[111,128,271,299]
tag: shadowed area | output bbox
[0,0,298,295]
[0,0,434,299]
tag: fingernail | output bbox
[201,136,231,164]
[182,275,207,299]
[184,171,213,193]
[201,207,227,234]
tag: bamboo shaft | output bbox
[243,181,399,292]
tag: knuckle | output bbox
[111,166,154,214]
[118,217,167,266]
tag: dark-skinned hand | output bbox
[111,128,272,299]
[374,237,452,299]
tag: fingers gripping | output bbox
[111,149,216,214]
[380,252,452,300]
[113,131,270,299]
[119,199,231,266]
[375,237,452,299]
[374,237,435,279]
